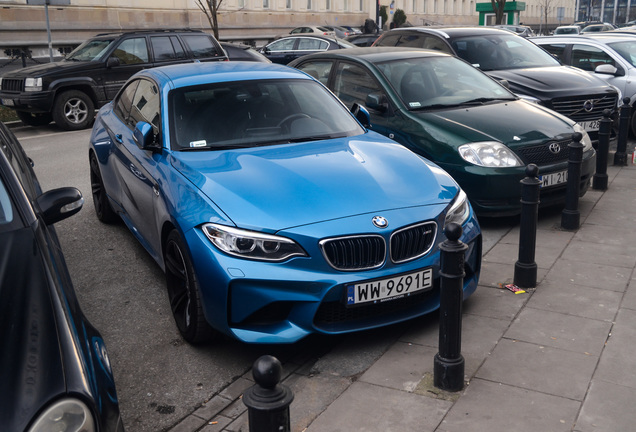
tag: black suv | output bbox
[0,29,227,130]
[374,27,619,140]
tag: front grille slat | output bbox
[0,78,24,92]
[391,222,437,263]
[515,138,572,165]
[320,221,438,271]
[551,94,617,121]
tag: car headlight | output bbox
[572,123,593,152]
[445,189,471,227]
[202,223,308,262]
[517,94,541,104]
[28,398,95,432]
[458,142,523,167]
[25,77,43,92]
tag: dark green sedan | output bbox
[288,47,596,217]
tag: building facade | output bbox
[0,0,576,60]
[575,0,636,24]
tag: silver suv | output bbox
[532,34,636,134]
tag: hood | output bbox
[410,99,575,148]
[1,59,103,79]
[487,66,616,100]
[170,134,459,231]
[0,228,65,432]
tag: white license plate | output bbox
[1,98,14,107]
[540,170,568,188]
[577,119,600,132]
[346,268,433,306]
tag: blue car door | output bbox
[105,78,163,261]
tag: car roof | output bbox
[384,26,513,39]
[533,34,636,43]
[138,61,310,87]
[289,46,451,63]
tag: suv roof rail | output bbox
[94,28,204,37]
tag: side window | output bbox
[151,36,186,61]
[296,61,333,85]
[181,34,220,59]
[112,37,149,65]
[114,80,140,124]
[129,79,161,133]
[377,33,402,46]
[267,38,296,51]
[297,38,328,50]
[333,62,384,110]
[421,36,452,53]
[540,43,568,64]
[0,127,37,199]
[572,44,615,71]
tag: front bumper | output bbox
[442,149,596,217]
[184,207,482,344]
[0,90,55,113]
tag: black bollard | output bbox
[614,97,630,166]
[561,132,584,230]
[434,222,467,392]
[514,164,541,288]
[593,109,612,191]
[242,355,294,432]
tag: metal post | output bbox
[514,164,541,288]
[243,355,294,432]
[45,0,54,62]
[614,97,630,166]
[593,109,612,191]
[561,132,584,230]
[434,222,467,392]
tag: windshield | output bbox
[66,38,115,61]
[169,78,364,150]
[376,56,516,110]
[609,40,636,67]
[0,175,20,233]
[450,34,561,71]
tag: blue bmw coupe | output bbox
[88,61,482,344]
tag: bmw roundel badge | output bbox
[372,216,388,228]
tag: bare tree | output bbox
[538,0,555,34]
[490,0,506,24]
[196,0,224,40]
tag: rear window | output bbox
[181,34,221,59]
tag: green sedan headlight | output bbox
[202,223,307,262]
[572,123,593,152]
[444,189,471,227]
[458,142,523,167]
[28,398,95,432]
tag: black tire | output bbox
[165,230,217,344]
[16,111,52,127]
[52,90,95,130]
[89,152,119,224]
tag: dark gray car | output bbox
[373,27,619,141]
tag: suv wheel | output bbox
[16,111,53,127]
[52,90,95,131]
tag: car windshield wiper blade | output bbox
[178,144,251,151]
[286,134,340,143]
[461,97,515,105]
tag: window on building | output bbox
[263,0,269,8]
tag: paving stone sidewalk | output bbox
[168,161,636,432]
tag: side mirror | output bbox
[133,121,158,150]
[365,93,388,113]
[350,103,371,128]
[595,64,618,75]
[106,56,120,68]
[36,187,84,225]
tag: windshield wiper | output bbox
[178,144,251,151]
[461,97,514,105]
[411,97,514,111]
